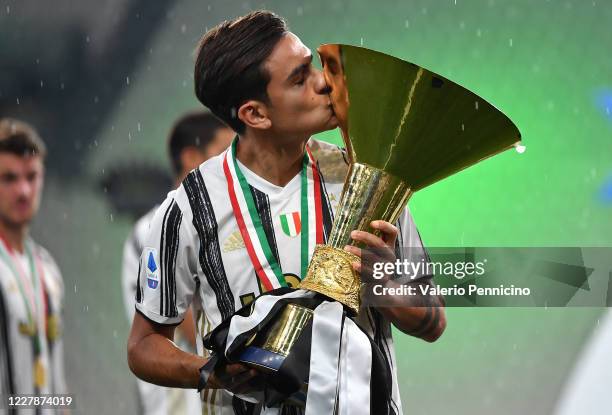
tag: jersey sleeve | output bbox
[135,192,199,325]
[394,206,432,283]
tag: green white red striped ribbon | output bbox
[223,138,323,291]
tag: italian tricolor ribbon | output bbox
[223,138,323,291]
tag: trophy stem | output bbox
[328,163,413,248]
[300,163,412,314]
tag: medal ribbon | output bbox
[223,138,323,291]
[0,236,44,329]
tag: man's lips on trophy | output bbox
[327,103,336,117]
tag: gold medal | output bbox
[47,315,60,342]
[18,321,37,337]
[33,357,46,389]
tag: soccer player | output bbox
[127,11,446,415]
[0,118,67,408]
[121,111,233,415]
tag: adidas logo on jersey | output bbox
[223,230,245,252]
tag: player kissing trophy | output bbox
[201,44,521,414]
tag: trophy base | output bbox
[237,302,314,408]
[239,346,285,373]
[239,345,308,407]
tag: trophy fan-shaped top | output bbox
[318,44,522,192]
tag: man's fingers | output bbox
[232,372,266,394]
[370,220,399,246]
[350,230,387,248]
[344,244,361,258]
[229,368,267,394]
[218,362,250,381]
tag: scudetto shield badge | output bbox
[280,212,301,237]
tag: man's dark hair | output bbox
[0,118,46,159]
[194,11,288,134]
[168,111,228,176]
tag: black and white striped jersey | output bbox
[122,207,204,415]
[0,239,66,411]
[135,139,428,415]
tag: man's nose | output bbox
[314,67,331,95]
[16,179,32,197]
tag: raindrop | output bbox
[113,330,118,339]
[509,38,513,47]
[40,80,44,88]
[94,140,98,147]
[475,101,479,110]
[404,19,410,28]
[128,132,132,141]
[60,82,65,90]
[6,5,10,14]
[297,6,303,16]
[137,122,141,132]
[181,24,187,34]
[16,98,20,105]
[110,214,114,222]
[86,35,90,43]
[476,28,482,37]
[74,284,77,293]
[461,123,465,131]
[607,107,610,115]
[126,76,130,85]
[207,5,212,11]
[454,0,457,4]
[93,96,99,103]
[360,37,364,46]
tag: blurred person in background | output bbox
[554,309,612,415]
[121,111,233,415]
[0,118,67,411]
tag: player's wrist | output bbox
[197,355,218,391]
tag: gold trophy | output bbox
[300,44,521,313]
[238,44,521,397]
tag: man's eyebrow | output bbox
[286,54,313,82]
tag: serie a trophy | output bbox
[203,44,521,412]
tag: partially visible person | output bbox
[0,118,67,413]
[128,11,445,415]
[554,309,612,415]
[121,111,233,415]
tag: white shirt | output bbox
[0,238,66,414]
[135,139,428,415]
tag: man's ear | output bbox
[237,100,272,130]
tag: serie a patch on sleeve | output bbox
[143,247,160,290]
